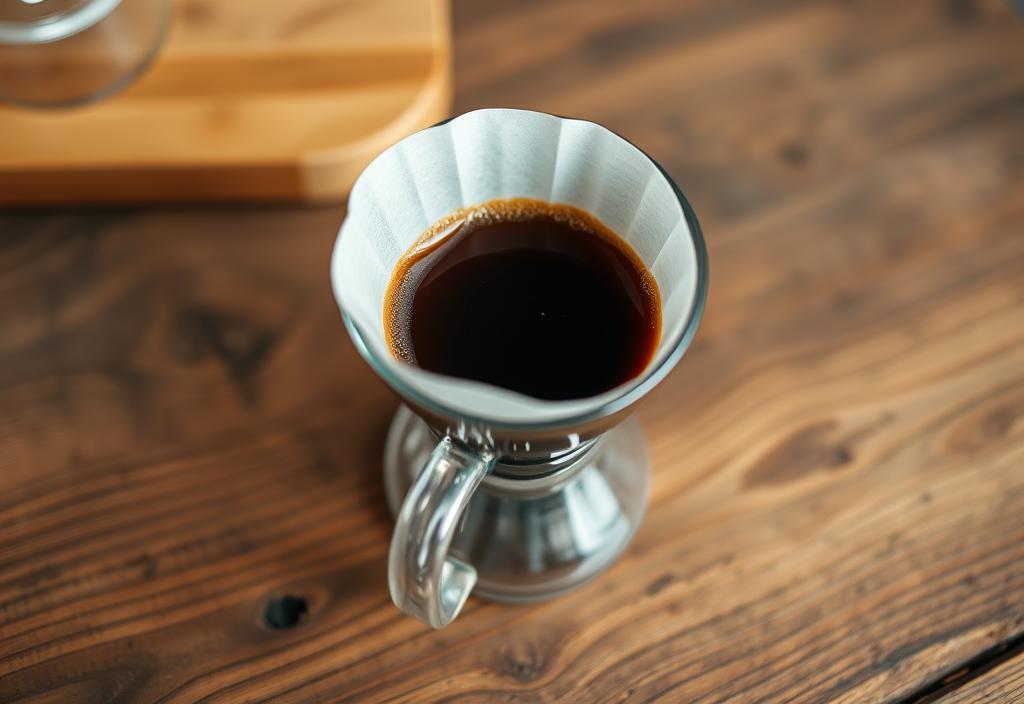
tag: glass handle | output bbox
[388,436,495,628]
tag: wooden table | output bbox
[2,1,1023,701]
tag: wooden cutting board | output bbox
[0,0,452,204]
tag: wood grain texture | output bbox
[2,0,1024,701]
[943,649,1024,702]
[0,0,452,204]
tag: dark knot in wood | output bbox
[264,595,309,630]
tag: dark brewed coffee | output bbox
[384,198,660,401]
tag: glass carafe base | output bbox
[383,405,651,603]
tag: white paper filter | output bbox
[332,109,700,424]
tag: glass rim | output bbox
[337,108,709,433]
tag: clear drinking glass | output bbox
[0,0,171,108]
[331,109,709,629]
